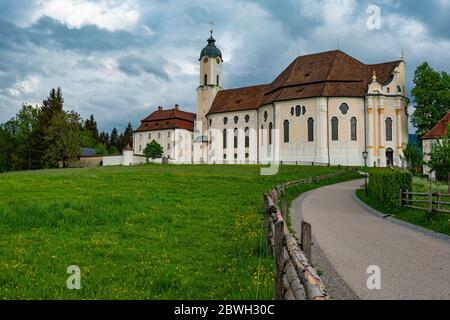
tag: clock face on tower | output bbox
[203,57,208,63]
[216,58,220,64]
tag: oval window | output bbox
[223,117,228,125]
[339,103,349,115]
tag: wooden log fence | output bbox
[399,189,450,214]
[263,171,355,300]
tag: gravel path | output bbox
[290,179,450,300]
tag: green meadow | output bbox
[0,164,356,299]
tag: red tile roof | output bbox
[208,84,269,114]
[422,112,450,139]
[208,50,401,115]
[135,107,195,132]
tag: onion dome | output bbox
[199,31,222,61]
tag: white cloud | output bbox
[7,75,40,97]
[31,0,140,31]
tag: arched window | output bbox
[397,85,402,93]
[350,117,357,141]
[308,117,314,142]
[302,106,306,115]
[216,75,220,86]
[245,115,250,123]
[387,87,390,93]
[209,118,212,127]
[291,107,295,116]
[268,122,273,145]
[234,116,239,124]
[283,120,290,143]
[295,105,301,117]
[223,117,228,125]
[245,127,250,148]
[223,129,227,149]
[386,117,393,141]
[204,74,208,86]
[264,111,268,122]
[331,117,339,141]
[234,128,238,148]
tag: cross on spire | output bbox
[209,21,214,36]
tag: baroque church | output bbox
[134,30,409,167]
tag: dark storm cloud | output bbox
[117,54,170,80]
[0,0,449,133]
[0,16,150,53]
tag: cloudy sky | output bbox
[0,0,449,132]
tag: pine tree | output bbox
[123,122,134,148]
[84,114,99,143]
[109,128,119,153]
[32,87,65,168]
[99,132,110,146]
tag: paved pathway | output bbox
[291,179,450,300]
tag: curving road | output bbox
[291,179,450,300]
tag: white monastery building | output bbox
[134,30,409,167]
[422,112,450,176]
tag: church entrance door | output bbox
[386,148,394,167]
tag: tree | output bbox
[411,62,450,137]
[0,124,14,172]
[109,127,119,152]
[32,87,65,168]
[400,142,423,175]
[428,125,450,181]
[143,140,163,163]
[95,143,109,156]
[99,132,110,146]
[14,104,40,170]
[84,114,99,143]
[122,122,134,148]
[43,111,82,168]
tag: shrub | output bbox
[400,142,423,175]
[368,168,413,207]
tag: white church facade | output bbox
[133,31,409,167]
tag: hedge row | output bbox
[368,168,413,207]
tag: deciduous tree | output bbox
[411,62,450,137]
[143,140,163,163]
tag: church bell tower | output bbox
[196,25,223,135]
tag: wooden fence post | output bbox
[281,198,287,221]
[399,189,403,207]
[428,188,433,213]
[436,193,441,211]
[265,209,273,255]
[300,221,312,262]
[274,219,285,300]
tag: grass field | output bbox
[356,175,450,236]
[0,164,356,300]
